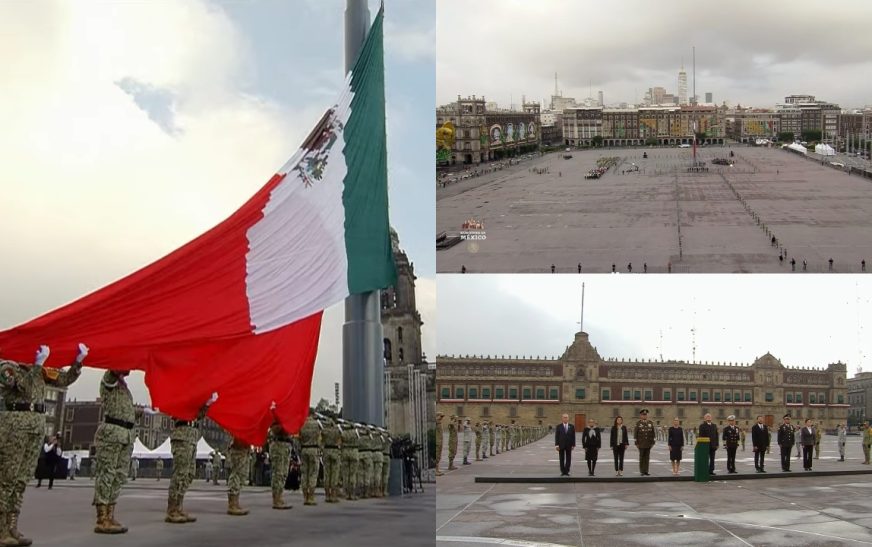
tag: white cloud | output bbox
[385,19,435,64]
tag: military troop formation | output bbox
[433,412,548,475]
[0,346,394,545]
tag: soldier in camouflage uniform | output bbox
[369,427,383,498]
[321,418,342,503]
[435,413,444,476]
[494,425,501,455]
[340,422,359,500]
[480,421,489,460]
[357,425,372,499]
[267,421,293,509]
[489,422,496,456]
[165,393,216,524]
[226,437,250,516]
[0,343,86,546]
[211,450,222,485]
[299,412,322,505]
[474,421,483,461]
[448,416,458,470]
[380,430,391,497]
[92,370,135,534]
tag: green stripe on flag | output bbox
[343,7,397,294]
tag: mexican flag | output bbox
[0,8,395,444]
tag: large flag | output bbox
[0,8,395,445]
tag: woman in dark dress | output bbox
[668,418,685,475]
[609,416,629,477]
[581,419,602,476]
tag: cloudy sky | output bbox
[0,0,434,406]
[439,275,872,376]
[437,0,872,110]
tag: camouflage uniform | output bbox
[165,407,206,523]
[211,451,221,485]
[92,371,135,534]
[435,414,444,475]
[226,438,250,515]
[474,422,483,460]
[370,430,383,497]
[448,417,458,469]
[268,426,293,509]
[321,420,342,503]
[489,423,496,456]
[340,424,359,500]
[300,416,322,505]
[357,429,372,499]
[381,434,391,496]
[0,357,81,545]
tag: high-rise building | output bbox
[678,65,688,105]
[705,92,713,104]
[597,90,604,107]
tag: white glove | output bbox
[34,345,50,367]
[270,401,277,411]
[206,392,219,406]
[75,343,89,364]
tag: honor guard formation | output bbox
[0,345,395,545]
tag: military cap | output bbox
[783,414,791,419]
[727,415,736,420]
[640,409,649,415]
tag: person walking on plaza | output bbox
[204,459,213,484]
[667,418,684,476]
[165,393,216,524]
[698,413,719,475]
[837,424,847,462]
[462,419,472,465]
[581,419,601,476]
[0,343,87,547]
[69,454,78,480]
[38,436,62,489]
[634,409,655,476]
[129,457,139,481]
[448,415,458,471]
[723,416,740,474]
[299,411,322,505]
[610,416,629,476]
[777,414,796,472]
[862,422,871,464]
[92,369,136,534]
[267,420,294,510]
[800,419,815,471]
[226,437,250,515]
[751,416,770,472]
[435,413,444,475]
[814,424,822,460]
[555,414,576,476]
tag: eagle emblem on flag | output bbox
[296,106,344,187]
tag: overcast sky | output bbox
[0,0,435,406]
[438,275,872,377]
[437,0,872,110]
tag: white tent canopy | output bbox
[196,436,218,459]
[815,143,835,156]
[144,436,172,459]
[786,142,807,155]
[132,437,153,459]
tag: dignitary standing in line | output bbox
[634,409,655,476]
[777,414,796,472]
[554,414,575,476]
[800,419,815,471]
[698,413,719,475]
[722,416,740,474]
[610,416,629,476]
[581,419,601,476]
[751,416,770,472]
[667,418,684,476]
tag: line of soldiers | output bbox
[434,413,548,475]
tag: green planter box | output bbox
[694,437,711,482]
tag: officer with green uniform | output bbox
[267,420,293,509]
[226,437,250,516]
[634,409,656,476]
[0,343,86,546]
[340,422,359,499]
[165,393,216,524]
[357,424,372,499]
[814,426,822,459]
[481,421,489,459]
[488,421,496,456]
[435,413,444,476]
[93,369,135,534]
[369,427,383,498]
[862,422,871,464]
[448,416,458,470]
[299,412,322,505]
[494,425,501,455]
[321,418,342,503]
[474,421,483,461]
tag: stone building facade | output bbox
[847,371,872,425]
[436,331,849,431]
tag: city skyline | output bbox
[437,0,872,111]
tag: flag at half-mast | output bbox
[0,7,395,445]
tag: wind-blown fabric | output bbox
[0,8,395,445]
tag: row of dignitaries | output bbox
[434,413,548,475]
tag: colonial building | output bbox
[436,331,849,431]
[847,371,872,426]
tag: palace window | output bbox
[744,392,752,402]
[495,388,504,399]
[455,388,465,399]
[549,388,559,400]
[714,392,721,402]
[838,394,844,404]
[441,387,450,399]
[702,392,710,402]
[765,392,773,402]
[522,388,531,399]
[634,390,641,401]
[734,392,741,402]
[644,390,652,400]
[795,393,803,403]
[576,388,586,400]
[601,389,610,401]
[724,392,732,402]
[809,393,816,404]
[482,388,491,399]
[536,388,545,400]
[786,393,793,403]
[818,393,826,404]
[677,391,686,401]
[509,387,518,399]
[663,390,671,401]
[469,388,478,399]
[689,391,697,401]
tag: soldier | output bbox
[740,427,746,452]
[862,422,871,465]
[722,415,740,474]
[837,424,847,462]
[321,417,342,503]
[92,369,135,534]
[448,416,458,470]
[355,424,369,499]
[340,422,359,500]
[777,414,796,472]
[369,426,382,498]
[226,438,250,515]
[267,420,294,509]
[299,411,322,505]
[481,421,489,460]
[211,449,221,485]
[634,409,655,476]
[494,424,501,455]
[380,429,391,497]
[462,419,472,465]
[814,424,822,460]
[488,421,496,456]
[435,413,444,476]
[474,421,483,461]
[155,459,164,481]
[0,343,87,546]
[165,393,216,524]
[361,424,375,499]
[503,425,509,453]
[698,413,719,475]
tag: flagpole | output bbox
[342,0,385,427]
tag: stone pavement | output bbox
[437,432,872,546]
[16,478,433,546]
[436,146,872,273]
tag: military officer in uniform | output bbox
[369,426,382,498]
[474,421,483,461]
[462,419,472,465]
[299,411,323,505]
[211,450,222,485]
[722,415,740,473]
[448,416,458,470]
[751,415,770,472]
[92,369,135,534]
[380,429,391,497]
[814,425,822,460]
[340,421,359,499]
[357,424,372,499]
[321,417,342,503]
[494,424,501,455]
[435,413,444,476]
[488,422,496,456]
[698,413,719,475]
[633,409,655,476]
[165,393,216,523]
[0,343,87,546]
[777,414,796,472]
[226,437,250,516]
[481,421,489,460]
[267,419,294,509]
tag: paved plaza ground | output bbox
[436,146,872,273]
[16,478,433,546]
[437,432,872,546]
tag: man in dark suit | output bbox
[554,413,575,476]
[751,415,770,472]
[698,413,719,475]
